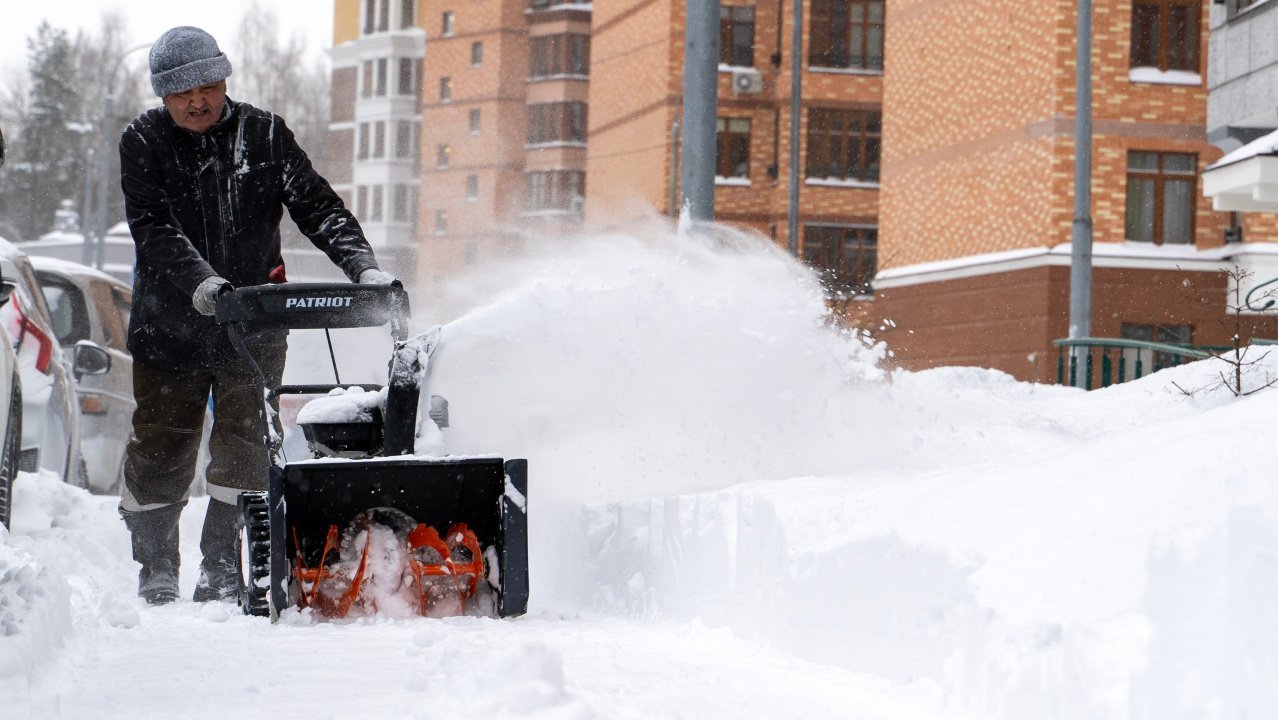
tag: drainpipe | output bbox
[786,0,802,256]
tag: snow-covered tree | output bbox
[5,22,84,241]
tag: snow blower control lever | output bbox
[214,283,529,622]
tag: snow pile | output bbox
[0,471,139,680]
[576,357,1278,718]
[0,533,71,679]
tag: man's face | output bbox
[163,81,227,134]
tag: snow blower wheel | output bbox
[236,491,271,617]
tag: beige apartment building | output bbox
[329,0,1278,383]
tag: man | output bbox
[118,26,396,604]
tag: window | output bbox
[373,121,386,158]
[441,11,455,36]
[371,185,385,221]
[527,102,588,144]
[530,34,590,78]
[715,117,751,178]
[36,278,88,345]
[469,108,481,134]
[466,174,479,200]
[376,58,388,96]
[570,35,589,74]
[440,76,452,102]
[437,144,451,169]
[364,0,393,34]
[361,61,373,98]
[414,60,424,106]
[392,184,414,222]
[806,108,881,182]
[1120,323,1192,371]
[810,0,884,71]
[357,186,369,218]
[357,122,370,160]
[435,209,448,235]
[1125,151,1196,245]
[401,0,416,28]
[472,42,484,67]
[398,58,416,95]
[719,6,755,67]
[803,225,877,296]
[395,121,417,159]
[530,0,582,8]
[526,170,586,214]
[1130,0,1200,72]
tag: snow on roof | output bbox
[27,255,123,284]
[1207,127,1278,171]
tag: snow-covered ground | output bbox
[3,223,1278,718]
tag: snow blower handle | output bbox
[214,282,411,338]
[214,283,414,467]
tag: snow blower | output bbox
[216,282,528,622]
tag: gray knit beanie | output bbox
[148,26,232,97]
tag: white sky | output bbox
[0,0,334,79]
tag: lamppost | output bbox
[679,0,719,226]
[1068,0,1094,387]
[93,42,151,270]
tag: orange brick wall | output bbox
[585,0,679,222]
[881,0,1261,270]
[418,0,533,282]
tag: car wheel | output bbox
[0,379,22,530]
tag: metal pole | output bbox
[669,119,681,218]
[80,149,96,266]
[96,43,151,271]
[1068,0,1093,387]
[680,0,720,224]
[787,0,802,256]
[94,91,114,270]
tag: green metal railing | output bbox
[1053,338,1212,390]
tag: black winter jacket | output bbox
[120,99,379,370]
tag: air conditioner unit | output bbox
[731,68,763,95]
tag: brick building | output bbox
[587,0,884,301]
[873,0,1278,382]
[328,0,1278,383]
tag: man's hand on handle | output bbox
[192,276,233,316]
[358,269,397,286]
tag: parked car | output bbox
[0,239,94,490]
[30,256,134,494]
[0,273,22,529]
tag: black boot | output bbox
[194,499,239,602]
[120,504,183,605]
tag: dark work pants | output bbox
[121,343,285,513]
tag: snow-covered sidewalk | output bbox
[5,228,1278,718]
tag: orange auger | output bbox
[293,519,486,620]
[404,522,485,617]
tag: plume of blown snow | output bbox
[421,221,888,506]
